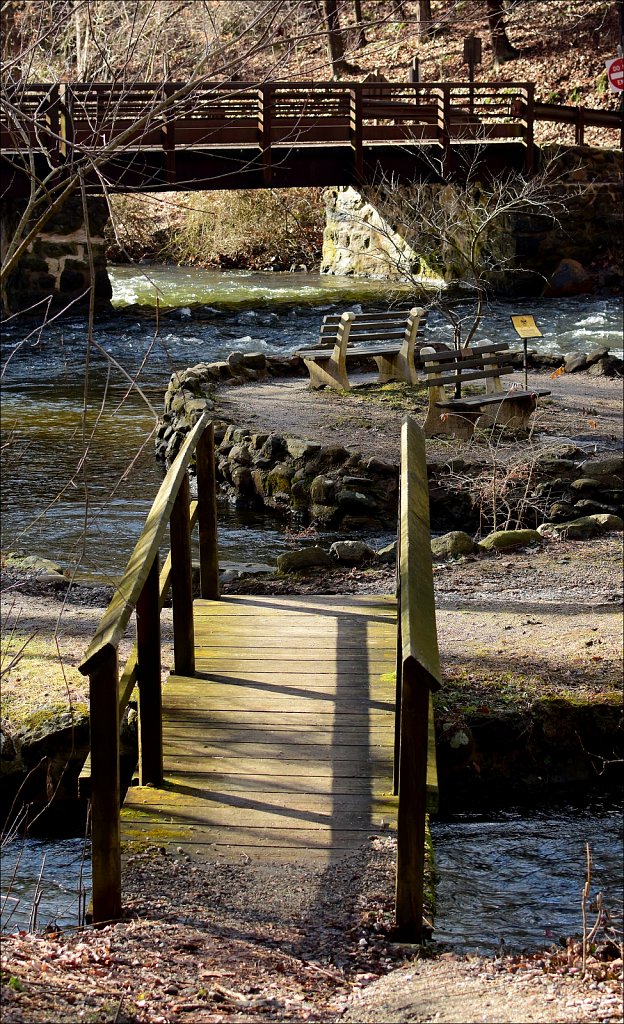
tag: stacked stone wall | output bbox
[1,194,112,315]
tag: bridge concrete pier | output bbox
[1,195,112,316]
[321,146,623,295]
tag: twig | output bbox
[29,854,46,933]
[581,841,590,978]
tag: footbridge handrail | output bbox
[2,80,621,169]
[78,412,219,923]
[394,416,441,940]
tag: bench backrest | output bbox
[318,308,427,348]
[420,342,515,388]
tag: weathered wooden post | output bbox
[170,470,195,675]
[196,421,220,600]
[395,417,441,940]
[136,554,163,785]
[88,647,122,923]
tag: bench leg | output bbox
[476,394,537,430]
[374,352,418,386]
[424,407,478,439]
[303,358,351,392]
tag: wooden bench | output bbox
[296,307,427,392]
[420,342,550,439]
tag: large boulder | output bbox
[276,546,333,573]
[542,258,593,297]
[329,540,375,564]
[479,529,543,551]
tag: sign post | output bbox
[511,314,542,389]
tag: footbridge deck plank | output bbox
[122,594,403,863]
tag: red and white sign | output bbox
[605,56,623,93]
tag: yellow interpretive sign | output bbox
[511,314,543,339]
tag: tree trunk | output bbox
[322,0,346,76]
[486,0,520,67]
[417,0,434,39]
[353,0,368,48]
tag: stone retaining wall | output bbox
[155,352,623,536]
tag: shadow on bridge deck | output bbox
[121,593,398,865]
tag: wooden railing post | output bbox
[196,422,220,600]
[57,83,74,162]
[136,554,163,785]
[436,85,452,176]
[89,647,121,923]
[42,85,60,163]
[524,82,535,175]
[349,84,363,183]
[393,518,402,796]
[395,417,441,941]
[576,106,585,146]
[396,660,430,936]
[259,84,272,185]
[170,470,195,675]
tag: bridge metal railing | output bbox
[78,412,218,923]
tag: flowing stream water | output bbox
[1,265,622,944]
[1,266,622,575]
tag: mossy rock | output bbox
[431,530,477,560]
[538,513,624,539]
[276,546,333,574]
[478,529,543,552]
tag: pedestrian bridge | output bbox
[2,79,621,196]
[78,414,440,940]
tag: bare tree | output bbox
[417,0,434,40]
[340,150,575,351]
[353,0,368,48]
[320,0,347,76]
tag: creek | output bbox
[1,265,622,948]
[1,265,622,576]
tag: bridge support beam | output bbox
[1,194,112,317]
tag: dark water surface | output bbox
[431,803,623,954]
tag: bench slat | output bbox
[320,328,424,343]
[420,341,510,363]
[436,388,550,409]
[423,365,515,387]
[322,310,416,322]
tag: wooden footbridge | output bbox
[78,414,440,939]
[2,79,622,196]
